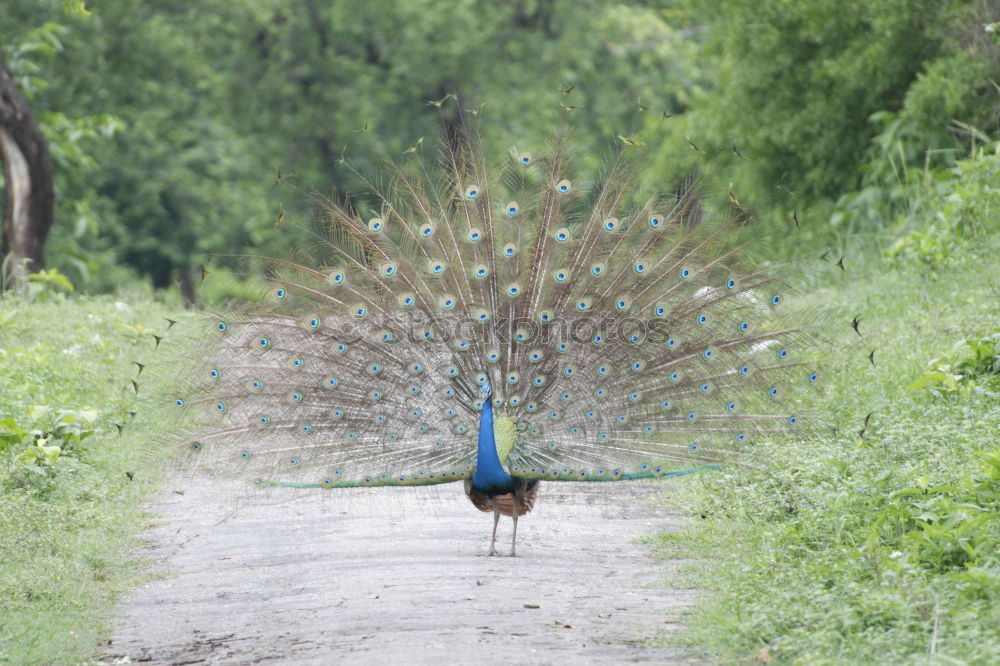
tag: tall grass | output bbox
[0,296,175,665]
[655,233,1000,663]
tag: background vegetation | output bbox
[5,0,996,294]
[1,0,998,663]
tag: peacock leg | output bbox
[509,492,519,557]
[488,506,500,556]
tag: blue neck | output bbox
[471,398,514,493]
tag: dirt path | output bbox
[107,478,703,665]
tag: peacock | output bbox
[159,121,824,556]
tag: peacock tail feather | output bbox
[160,124,825,493]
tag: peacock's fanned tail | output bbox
[163,127,824,490]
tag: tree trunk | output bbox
[179,264,199,308]
[0,51,55,283]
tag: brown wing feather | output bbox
[464,479,539,516]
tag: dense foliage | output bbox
[2,0,697,294]
[4,0,995,295]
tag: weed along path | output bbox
[108,479,701,665]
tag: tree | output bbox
[0,50,54,281]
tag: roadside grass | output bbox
[0,295,175,666]
[655,242,1000,664]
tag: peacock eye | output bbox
[556,179,571,193]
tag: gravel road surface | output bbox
[107,478,703,665]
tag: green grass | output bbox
[0,295,175,665]
[654,242,1000,664]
